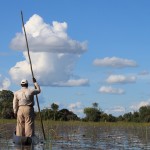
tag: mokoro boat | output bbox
[13,132,32,145]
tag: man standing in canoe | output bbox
[13,78,41,137]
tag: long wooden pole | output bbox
[21,11,46,140]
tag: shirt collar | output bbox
[21,87,28,89]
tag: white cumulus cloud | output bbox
[99,86,125,94]
[105,106,125,115]
[68,102,83,117]
[93,57,137,68]
[112,106,126,112]
[53,79,89,87]
[106,74,136,84]
[10,14,87,54]
[130,100,150,111]
[68,102,82,110]
[138,70,149,76]
[9,14,88,86]
[0,75,11,90]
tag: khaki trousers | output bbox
[16,106,34,137]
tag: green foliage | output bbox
[83,103,117,122]
[51,103,59,121]
[39,108,79,121]
[108,114,116,122]
[139,106,150,122]
[40,108,53,120]
[0,90,14,119]
[84,107,101,121]
[120,106,150,123]
[84,103,103,122]
[123,112,133,122]
[100,113,109,122]
[92,102,98,109]
[51,103,59,111]
[117,115,124,121]
[132,111,140,122]
[0,90,13,101]
[58,109,79,121]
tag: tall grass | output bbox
[1,119,150,149]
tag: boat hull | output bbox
[13,132,32,145]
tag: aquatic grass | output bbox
[47,129,57,150]
[1,119,150,149]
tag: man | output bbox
[13,78,41,137]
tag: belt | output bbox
[19,105,33,107]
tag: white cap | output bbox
[21,79,28,84]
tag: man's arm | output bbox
[13,93,18,117]
[32,78,41,95]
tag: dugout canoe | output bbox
[13,131,32,145]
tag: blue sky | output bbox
[1,1,150,117]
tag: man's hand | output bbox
[33,77,36,83]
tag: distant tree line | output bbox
[117,106,150,122]
[83,102,116,122]
[1,90,150,122]
[0,90,79,121]
[38,103,79,121]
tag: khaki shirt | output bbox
[13,82,41,114]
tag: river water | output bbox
[1,122,150,150]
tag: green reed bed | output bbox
[1,120,150,149]
[36,121,150,149]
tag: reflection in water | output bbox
[0,139,45,150]
[14,145,34,150]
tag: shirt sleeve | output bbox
[13,92,19,114]
[31,82,41,95]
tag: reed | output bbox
[1,119,150,149]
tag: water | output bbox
[1,122,150,149]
